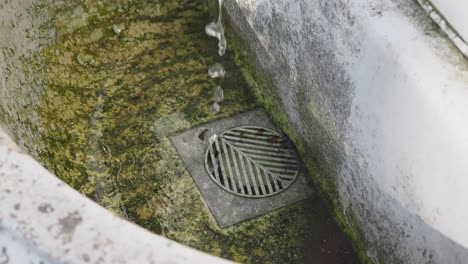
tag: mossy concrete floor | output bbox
[1,0,359,262]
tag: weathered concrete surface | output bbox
[0,128,231,263]
[225,0,468,263]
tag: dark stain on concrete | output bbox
[38,203,54,214]
[82,253,90,262]
[0,247,9,264]
[58,211,82,235]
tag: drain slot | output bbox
[205,126,299,198]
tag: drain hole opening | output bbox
[277,180,283,190]
[270,176,277,192]
[198,129,209,141]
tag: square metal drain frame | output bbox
[170,109,314,228]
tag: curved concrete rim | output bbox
[0,128,231,264]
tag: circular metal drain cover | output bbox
[205,126,299,198]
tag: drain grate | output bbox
[205,126,299,198]
[171,109,313,227]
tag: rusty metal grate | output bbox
[204,126,299,198]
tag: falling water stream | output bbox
[205,0,227,56]
[206,0,226,113]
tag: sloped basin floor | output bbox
[7,0,361,263]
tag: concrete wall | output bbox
[225,0,468,263]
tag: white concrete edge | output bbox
[0,128,231,264]
[416,0,468,58]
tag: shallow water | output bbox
[4,0,360,263]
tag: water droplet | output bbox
[72,6,84,18]
[214,86,224,103]
[113,24,124,34]
[211,102,220,113]
[76,53,95,66]
[208,63,225,78]
[77,54,86,66]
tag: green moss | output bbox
[0,0,359,263]
[225,7,373,264]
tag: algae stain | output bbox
[0,0,338,263]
